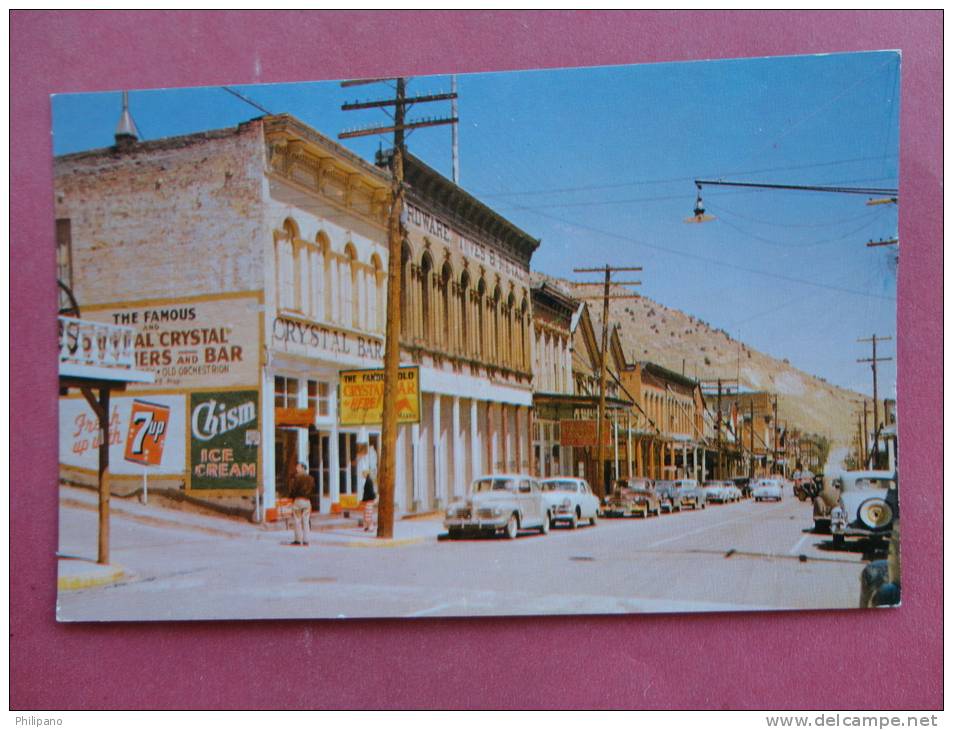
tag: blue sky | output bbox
[51,51,899,398]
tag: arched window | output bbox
[343,244,359,329]
[314,231,330,321]
[371,253,384,333]
[276,218,299,312]
[439,261,452,352]
[400,243,412,339]
[519,297,529,373]
[459,271,470,357]
[420,253,433,345]
[492,285,502,365]
[477,278,486,359]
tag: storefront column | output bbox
[262,370,276,509]
[452,396,463,499]
[432,395,443,509]
[329,385,340,510]
[470,399,480,480]
[487,402,497,473]
[411,422,422,512]
[500,403,509,471]
[513,405,522,473]
[626,413,633,479]
[682,443,688,480]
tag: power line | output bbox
[509,203,895,302]
[472,154,897,199]
[221,86,273,115]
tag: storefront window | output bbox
[308,379,331,417]
[274,376,299,408]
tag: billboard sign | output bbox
[339,367,420,426]
[189,390,259,490]
[123,399,171,466]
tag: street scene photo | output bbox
[54,51,899,620]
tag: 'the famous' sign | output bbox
[189,390,259,490]
[339,367,420,426]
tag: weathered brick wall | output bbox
[54,120,267,305]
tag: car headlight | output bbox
[859,498,893,529]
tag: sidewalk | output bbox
[59,485,446,561]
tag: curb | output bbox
[57,565,126,591]
[335,535,430,549]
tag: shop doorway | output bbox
[338,433,359,497]
[274,428,298,497]
[308,429,330,510]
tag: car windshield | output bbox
[473,478,516,493]
[542,481,578,492]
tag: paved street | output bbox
[57,489,875,621]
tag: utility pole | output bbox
[749,400,755,478]
[862,401,870,467]
[857,411,866,468]
[857,335,892,469]
[716,379,723,480]
[773,395,779,475]
[340,77,457,538]
[573,265,642,498]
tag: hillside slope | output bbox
[544,275,863,445]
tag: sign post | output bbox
[123,399,171,504]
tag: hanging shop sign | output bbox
[82,295,260,390]
[339,366,420,426]
[123,399,171,466]
[189,390,259,490]
[559,419,614,448]
[275,407,316,428]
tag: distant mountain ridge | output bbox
[537,273,864,445]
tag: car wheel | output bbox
[589,513,598,526]
[570,509,579,529]
[832,534,845,548]
[505,514,519,540]
[539,512,551,535]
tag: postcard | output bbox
[54,51,900,620]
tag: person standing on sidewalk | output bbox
[289,462,315,546]
[361,470,377,533]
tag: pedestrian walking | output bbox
[361,470,377,533]
[288,462,315,546]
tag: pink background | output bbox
[11,11,941,709]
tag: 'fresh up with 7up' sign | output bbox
[123,399,171,466]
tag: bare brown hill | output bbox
[540,274,863,446]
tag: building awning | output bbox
[533,392,633,409]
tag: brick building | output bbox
[56,113,537,515]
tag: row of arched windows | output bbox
[399,244,531,372]
[274,218,385,333]
[642,390,693,435]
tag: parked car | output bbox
[829,469,897,548]
[858,477,900,607]
[654,480,682,513]
[672,478,707,510]
[601,478,661,518]
[444,475,551,539]
[701,480,739,504]
[541,477,599,528]
[752,478,783,502]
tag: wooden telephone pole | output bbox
[857,334,892,469]
[573,265,641,498]
[340,78,457,538]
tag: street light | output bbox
[684,184,715,223]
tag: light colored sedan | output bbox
[753,478,783,502]
[702,480,731,503]
[444,475,551,539]
[541,477,599,528]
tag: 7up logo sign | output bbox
[124,399,171,466]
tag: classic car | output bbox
[829,469,897,548]
[654,480,682,513]
[672,478,706,510]
[858,477,900,607]
[601,478,661,518]
[444,474,551,539]
[701,480,739,504]
[752,478,784,502]
[540,477,599,528]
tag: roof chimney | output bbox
[114,90,139,149]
